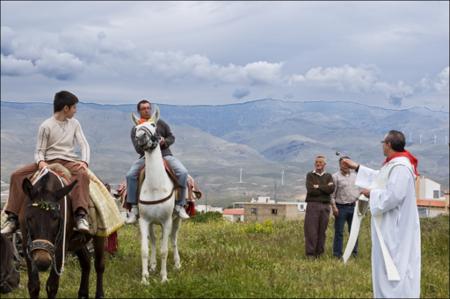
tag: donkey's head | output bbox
[132,104,161,153]
[22,172,77,272]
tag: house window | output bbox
[251,208,257,215]
[271,209,278,215]
[433,190,440,199]
[418,207,429,218]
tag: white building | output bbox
[415,176,448,218]
[223,208,245,222]
[250,196,274,204]
[416,176,445,199]
[195,204,223,213]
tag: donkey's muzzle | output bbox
[30,239,55,272]
[33,253,52,272]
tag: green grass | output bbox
[3,215,449,298]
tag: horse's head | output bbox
[132,104,161,152]
[22,172,77,272]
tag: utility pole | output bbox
[239,168,243,183]
[273,180,277,203]
[281,169,285,186]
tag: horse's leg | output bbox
[139,217,150,285]
[149,224,157,272]
[74,247,91,299]
[171,216,181,269]
[160,219,172,283]
[93,236,105,299]
[25,254,41,299]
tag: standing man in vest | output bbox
[331,156,360,259]
[1,91,91,234]
[125,99,190,224]
[342,130,420,298]
[304,155,335,258]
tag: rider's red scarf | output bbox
[138,118,148,125]
[384,150,419,176]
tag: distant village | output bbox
[208,175,449,222]
[1,175,449,223]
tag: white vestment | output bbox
[355,157,421,298]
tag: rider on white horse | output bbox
[125,99,190,223]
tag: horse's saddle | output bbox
[30,164,124,237]
[116,161,202,210]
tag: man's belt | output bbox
[336,202,356,206]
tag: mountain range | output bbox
[1,99,448,207]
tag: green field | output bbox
[3,214,449,298]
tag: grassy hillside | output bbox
[3,215,449,298]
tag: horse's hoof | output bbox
[141,278,149,285]
[150,265,157,272]
[161,278,168,284]
[174,263,181,270]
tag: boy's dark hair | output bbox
[385,130,406,152]
[137,99,151,112]
[54,91,79,113]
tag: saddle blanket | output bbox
[86,168,124,237]
[30,164,124,237]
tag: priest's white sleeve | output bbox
[369,166,409,216]
[355,165,379,189]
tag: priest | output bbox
[342,130,420,298]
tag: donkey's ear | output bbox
[22,178,34,198]
[54,180,78,200]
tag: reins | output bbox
[138,186,176,205]
[27,167,68,276]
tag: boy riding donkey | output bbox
[2,91,91,234]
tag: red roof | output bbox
[416,199,447,208]
[223,208,244,215]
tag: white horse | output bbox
[132,106,182,284]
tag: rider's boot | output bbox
[174,205,190,220]
[1,213,19,234]
[125,205,139,224]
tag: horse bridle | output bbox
[26,200,65,276]
[25,168,68,276]
[137,125,160,151]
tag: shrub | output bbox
[191,211,223,223]
[245,219,274,234]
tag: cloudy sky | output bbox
[1,1,449,110]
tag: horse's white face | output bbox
[135,122,159,152]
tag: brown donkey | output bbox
[20,170,105,299]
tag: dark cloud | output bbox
[232,88,250,99]
[389,95,403,107]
